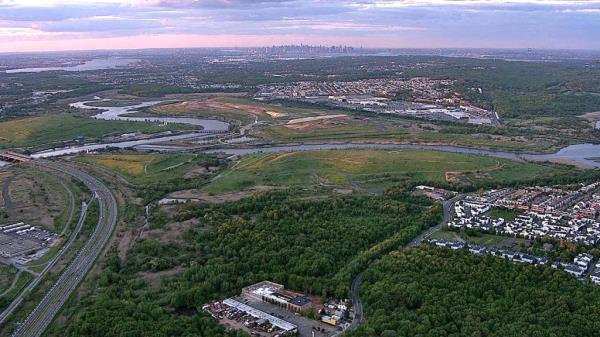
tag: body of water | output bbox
[32,98,600,166]
[31,139,600,167]
[70,99,230,131]
[6,58,139,73]
[30,99,230,158]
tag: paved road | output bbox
[349,274,364,331]
[2,175,14,209]
[409,194,466,247]
[6,161,117,337]
[0,191,87,326]
[346,194,465,332]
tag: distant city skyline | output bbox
[1,0,600,52]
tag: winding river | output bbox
[30,99,600,167]
[31,99,229,159]
[69,99,230,131]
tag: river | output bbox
[30,99,230,159]
[31,137,600,167]
[69,99,230,131]
[32,99,600,167]
[5,58,140,73]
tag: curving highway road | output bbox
[9,160,117,337]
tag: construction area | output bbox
[204,281,354,337]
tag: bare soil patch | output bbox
[159,98,287,118]
[139,266,183,290]
[285,115,351,131]
[168,185,276,203]
[146,218,201,244]
[579,111,600,127]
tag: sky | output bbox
[1,0,600,52]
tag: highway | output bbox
[0,170,88,326]
[8,161,117,337]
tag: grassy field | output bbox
[203,149,576,194]
[0,265,17,294]
[430,229,531,249]
[78,153,205,185]
[0,114,193,149]
[0,168,70,230]
[0,267,32,312]
[486,207,520,221]
[255,120,570,153]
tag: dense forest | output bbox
[60,188,440,337]
[348,246,600,337]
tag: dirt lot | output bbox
[580,111,600,127]
[285,115,352,131]
[142,217,201,245]
[156,97,287,119]
[167,185,276,203]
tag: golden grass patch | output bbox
[0,117,44,142]
[87,154,159,176]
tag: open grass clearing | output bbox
[78,153,204,185]
[0,265,17,294]
[1,168,69,231]
[486,207,520,221]
[203,149,576,194]
[255,120,567,153]
[430,229,531,249]
[0,114,192,149]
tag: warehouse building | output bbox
[242,281,313,313]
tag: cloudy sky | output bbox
[1,0,600,52]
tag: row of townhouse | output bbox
[551,253,595,278]
[428,239,549,265]
[428,240,600,284]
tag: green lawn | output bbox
[430,229,531,249]
[0,115,193,149]
[256,122,569,153]
[203,149,578,194]
[486,207,520,221]
[0,265,17,294]
[78,153,204,185]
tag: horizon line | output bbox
[2,45,600,56]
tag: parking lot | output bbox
[239,297,340,337]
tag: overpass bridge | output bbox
[0,151,31,163]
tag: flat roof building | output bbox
[242,281,313,313]
[223,298,298,332]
